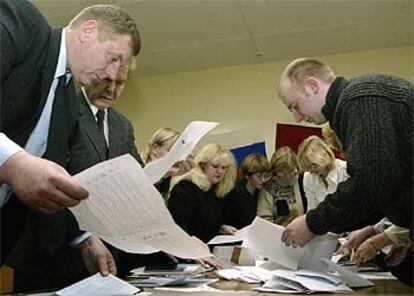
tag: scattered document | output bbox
[241,217,305,270]
[144,121,218,183]
[71,154,211,259]
[256,269,353,294]
[56,273,140,296]
[130,264,208,277]
[322,258,374,288]
[129,277,218,288]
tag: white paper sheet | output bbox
[70,154,211,259]
[298,234,338,272]
[259,269,353,293]
[241,217,304,270]
[56,273,139,296]
[321,258,374,288]
[143,121,218,184]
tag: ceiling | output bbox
[33,0,414,77]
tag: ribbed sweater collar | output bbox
[322,77,349,122]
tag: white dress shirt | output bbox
[0,29,69,206]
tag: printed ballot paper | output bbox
[56,273,139,296]
[70,154,211,259]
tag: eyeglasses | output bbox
[250,172,271,181]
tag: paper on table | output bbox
[321,258,374,288]
[144,121,218,184]
[70,154,211,259]
[260,269,353,293]
[241,217,304,270]
[56,273,139,296]
[298,234,338,272]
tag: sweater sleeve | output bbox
[307,96,401,234]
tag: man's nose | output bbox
[293,110,304,122]
[104,63,121,81]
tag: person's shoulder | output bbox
[175,179,199,191]
[344,74,412,102]
[109,107,130,122]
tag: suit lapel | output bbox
[78,94,108,161]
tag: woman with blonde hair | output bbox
[168,143,238,243]
[297,135,348,210]
[143,127,180,164]
[257,146,306,226]
[223,154,271,229]
[143,127,192,197]
[322,122,346,159]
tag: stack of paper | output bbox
[256,269,353,294]
[56,273,140,296]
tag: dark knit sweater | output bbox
[306,75,413,235]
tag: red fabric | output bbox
[275,123,322,153]
[275,123,343,159]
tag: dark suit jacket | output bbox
[7,92,144,291]
[0,0,79,264]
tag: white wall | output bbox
[115,46,413,155]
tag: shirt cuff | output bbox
[0,133,23,167]
[69,231,93,247]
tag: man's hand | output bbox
[0,151,88,213]
[80,234,117,276]
[281,215,316,247]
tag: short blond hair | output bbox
[240,154,270,182]
[270,146,298,175]
[297,135,335,173]
[143,127,180,164]
[69,4,141,56]
[278,58,336,100]
[172,143,237,198]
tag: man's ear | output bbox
[305,77,319,95]
[79,20,98,42]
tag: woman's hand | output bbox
[219,224,238,235]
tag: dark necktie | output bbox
[96,109,109,159]
[43,74,71,165]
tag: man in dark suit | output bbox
[0,0,141,264]
[8,62,146,292]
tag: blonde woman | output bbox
[143,127,192,196]
[223,154,271,229]
[168,143,238,243]
[322,122,345,159]
[257,146,306,226]
[297,135,348,211]
[143,127,180,164]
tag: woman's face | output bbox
[275,169,297,187]
[246,172,269,190]
[152,137,176,160]
[203,162,228,184]
[309,161,329,178]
